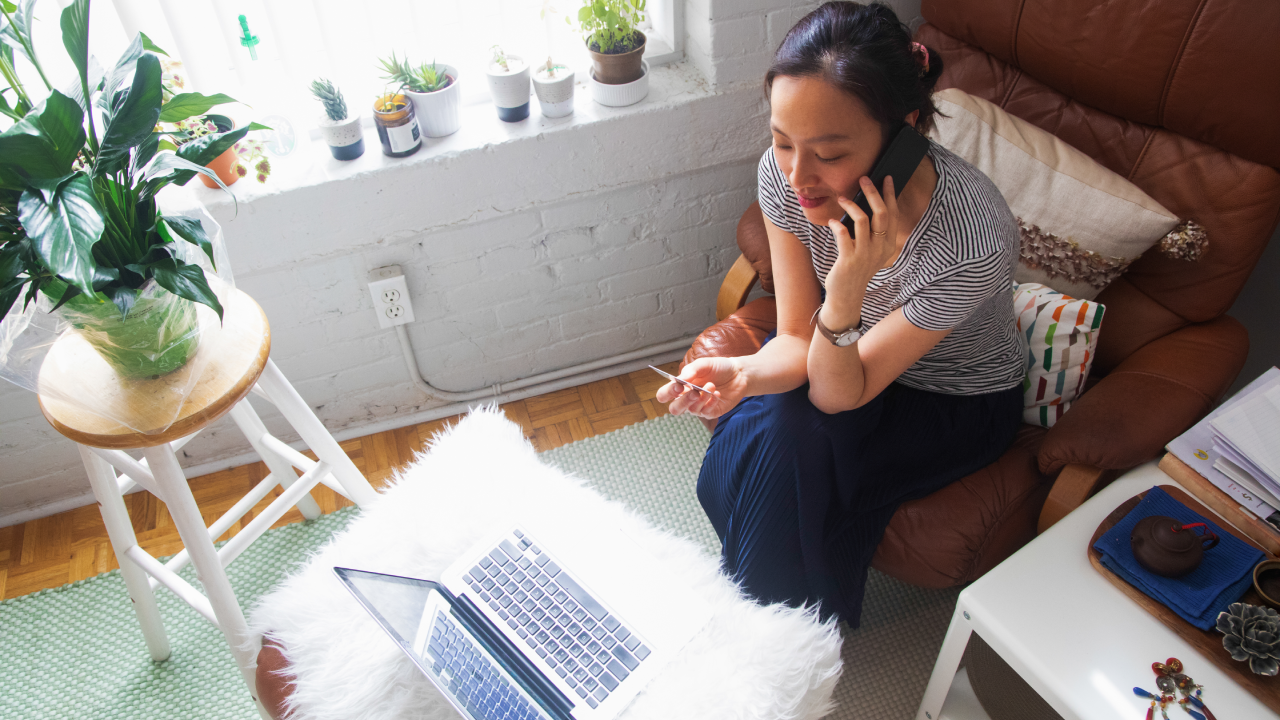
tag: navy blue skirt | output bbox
[697,359,1022,626]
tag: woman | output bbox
[656,1,1025,626]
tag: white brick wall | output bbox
[0,0,925,524]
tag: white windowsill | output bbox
[177,52,703,214]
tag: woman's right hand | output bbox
[655,357,749,420]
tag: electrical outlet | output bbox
[367,266,415,329]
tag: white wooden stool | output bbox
[36,287,378,719]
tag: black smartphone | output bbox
[840,124,931,235]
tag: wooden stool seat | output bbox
[37,288,271,449]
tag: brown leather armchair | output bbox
[685,0,1280,589]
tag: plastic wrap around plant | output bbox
[0,206,241,437]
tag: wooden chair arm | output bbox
[716,254,759,321]
[1037,463,1121,533]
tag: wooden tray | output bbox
[1088,485,1280,711]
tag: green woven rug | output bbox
[0,414,958,719]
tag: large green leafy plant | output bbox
[574,0,647,54]
[0,0,265,325]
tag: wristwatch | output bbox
[811,305,863,347]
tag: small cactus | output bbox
[310,78,348,122]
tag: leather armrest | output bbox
[1037,316,1249,476]
[684,297,778,368]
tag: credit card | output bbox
[648,365,710,396]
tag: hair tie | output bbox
[911,41,930,76]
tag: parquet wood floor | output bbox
[0,362,681,601]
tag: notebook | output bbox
[335,513,713,720]
[1212,384,1280,493]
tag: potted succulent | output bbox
[485,46,531,122]
[310,78,364,160]
[378,53,460,138]
[0,0,264,378]
[576,0,647,85]
[532,58,575,118]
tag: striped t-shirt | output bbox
[757,141,1024,396]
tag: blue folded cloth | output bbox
[1092,486,1263,630]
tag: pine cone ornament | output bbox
[1216,602,1280,675]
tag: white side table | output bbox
[918,461,1279,720]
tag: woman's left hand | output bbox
[822,176,899,328]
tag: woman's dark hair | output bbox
[765,1,945,144]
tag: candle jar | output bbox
[372,93,422,158]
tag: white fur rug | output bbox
[248,408,843,720]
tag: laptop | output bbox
[334,512,713,720]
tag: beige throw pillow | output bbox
[926,88,1206,299]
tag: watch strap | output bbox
[810,305,861,345]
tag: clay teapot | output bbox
[1130,515,1219,578]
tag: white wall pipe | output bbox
[394,324,695,403]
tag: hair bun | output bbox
[910,41,930,76]
[920,44,944,86]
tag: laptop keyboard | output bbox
[426,610,547,720]
[463,529,652,710]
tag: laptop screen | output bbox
[335,567,438,657]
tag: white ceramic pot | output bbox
[532,65,575,118]
[316,114,364,160]
[405,65,461,138]
[485,54,531,122]
[589,60,648,107]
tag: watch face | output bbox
[835,330,860,347]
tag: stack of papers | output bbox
[1168,368,1280,529]
[1212,384,1280,508]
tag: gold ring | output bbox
[872,230,887,236]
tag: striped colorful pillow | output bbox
[1014,283,1105,427]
